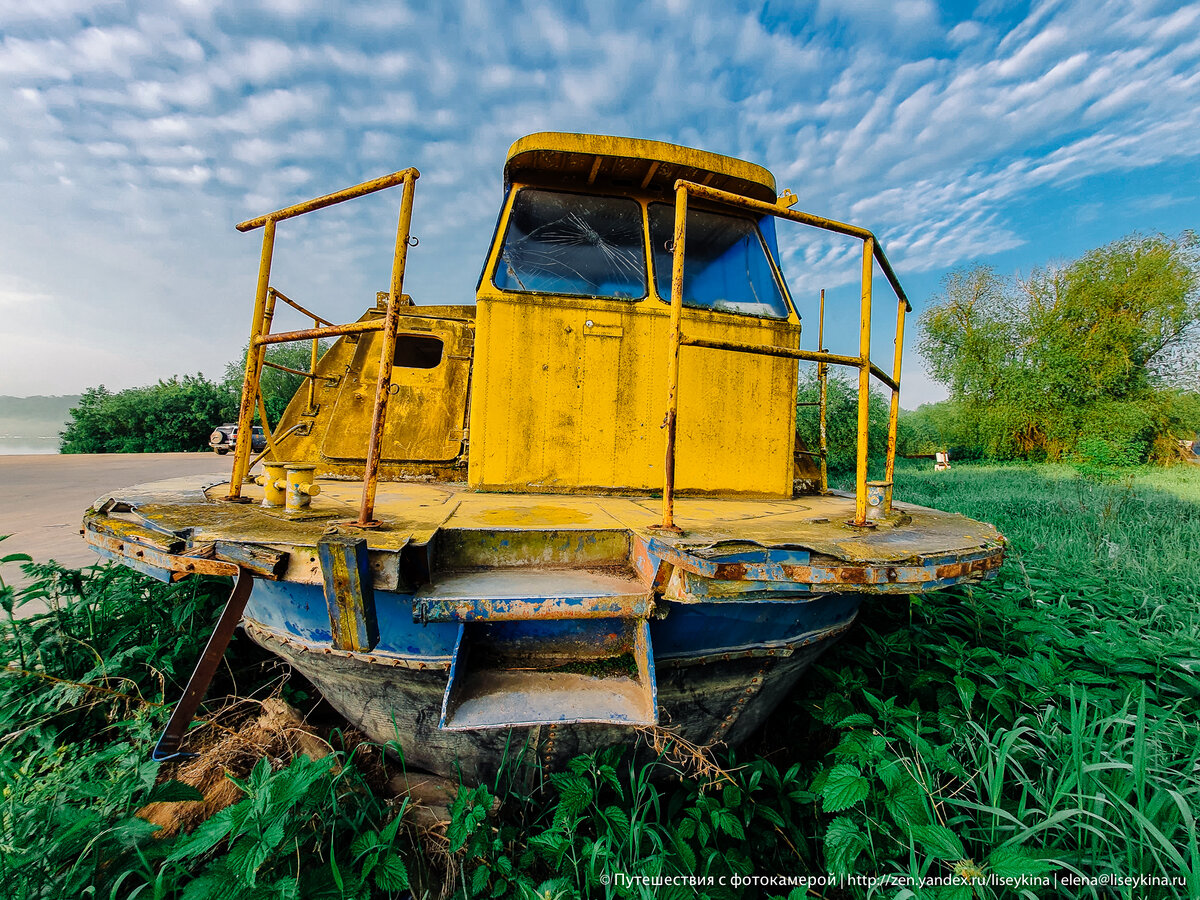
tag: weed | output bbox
[3,463,1199,898]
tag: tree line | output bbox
[796,231,1199,473]
[901,231,1199,467]
[59,343,323,454]
[64,231,1198,464]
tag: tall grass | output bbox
[1,462,1198,898]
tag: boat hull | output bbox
[242,581,859,780]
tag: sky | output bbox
[0,0,1196,407]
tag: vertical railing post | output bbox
[228,218,277,500]
[817,288,829,494]
[852,238,874,527]
[356,171,419,527]
[884,293,907,488]
[308,331,319,412]
[658,183,688,533]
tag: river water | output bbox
[0,437,60,455]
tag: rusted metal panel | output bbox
[415,594,653,623]
[318,537,378,653]
[438,617,658,730]
[248,613,837,782]
[434,527,631,570]
[656,541,1002,600]
[84,527,238,580]
[413,567,652,622]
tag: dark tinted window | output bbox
[649,204,789,318]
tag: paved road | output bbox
[0,453,236,584]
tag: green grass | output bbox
[2,462,1198,899]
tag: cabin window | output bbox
[493,189,647,300]
[393,334,443,369]
[649,204,789,319]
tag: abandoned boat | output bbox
[83,133,1004,780]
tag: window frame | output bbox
[489,186,651,303]
[647,201,794,321]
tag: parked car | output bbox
[209,424,266,455]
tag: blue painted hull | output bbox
[242,581,859,779]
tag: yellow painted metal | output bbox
[470,172,799,498]
[254,320,384,346]
[818,289,828,494]
[284,463,320,512]
[308,330,319,412]
[267,287,330,415]
[653,180,909,521]
[268,287,334,327]
[885,295,908,489]
[659,184,689,531]
[674,181,912,313]
[228,217,276,500]
[468,295,799,497]
[256,391,281,460]
[869,362,899,393]
[854,238,874,528]
[268,307,473,480]
[226,137,912,516]
[256,463,287,508]
[677,337,860,368]
[228,167,423,521]
[504,133,777,203]
[236,168,418,232]
[357,171,418,527]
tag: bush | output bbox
[918,232,1200,464]
[60,376,238,454]
[795,367,889,476]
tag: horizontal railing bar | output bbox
[237,168,419,232]
[674,180,912,312]
[680,335,899,391]
[870,363,899,393]
[268,288,333,327]
[261,360,317,379]
[254,321,384,346]
[679,335,857,367]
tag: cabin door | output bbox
[322,319,472,463]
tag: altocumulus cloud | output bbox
[0,0,1196,398]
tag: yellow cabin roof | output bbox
[504,132,778,204]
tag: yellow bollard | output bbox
[256,463,288,508]
[284,464,321,512]
[865,480,893,521]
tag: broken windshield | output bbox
[493,189,647,299]
[649,203,789,319]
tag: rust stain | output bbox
[475,505,594,527]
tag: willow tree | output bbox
[918,232,1200,462]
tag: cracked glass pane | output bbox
[494,189,647,299]
[649,203,789,319]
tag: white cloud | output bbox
[0,0,1196,401]
[947,20,986,46]
[0,37,73,79]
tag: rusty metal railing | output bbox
[657,180,911,531]
[226,168,420,528]
[793,288,830,493]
